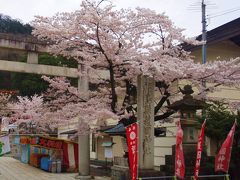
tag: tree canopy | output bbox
[9,0,240,133]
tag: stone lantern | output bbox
[169,85,205,144]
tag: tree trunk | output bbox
[109,62,117,113]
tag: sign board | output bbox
[1,117,9,132]
[104,147,113,158]
[30,137,63,149]
[0,135,11,156]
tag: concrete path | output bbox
[0,157,110,180]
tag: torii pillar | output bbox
[76,65,91,180]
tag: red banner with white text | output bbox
[215,121,236,173]
[126,123,138,180]
[194,120,206,180]
[175,121,185,179]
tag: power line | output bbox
[208,6,240,16]
[208,8,240,18]
[187,0,217,11]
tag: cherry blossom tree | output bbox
[9,75,117,134]
[28,0,240,128]
[0,93,11,117]
[41,76,117,134]
[9,95,45,133]
[0,93,12,132]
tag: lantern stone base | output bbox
[111,165,130,180]
[160,144,216,177]
[111,166,166,180]
[138,169,165,178]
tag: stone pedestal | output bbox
[111,157,130,180]
[138,169,165,178]
[160,144,216,177]
[111,165,130,180]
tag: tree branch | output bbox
[154,110,175,122]
[154,92,170,114]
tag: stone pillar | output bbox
[78,135,90,178]
[137,75,155,170]
[76,65,91,179]
[27,52,38,64]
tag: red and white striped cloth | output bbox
[62,142,78,171]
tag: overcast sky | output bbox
[0,0,239,37]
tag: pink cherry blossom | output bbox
[10,0,240,134]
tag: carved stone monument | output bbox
[137,75,155,170]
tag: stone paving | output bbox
[0,157,110,180]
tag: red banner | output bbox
[175,121,185,179]
[126,123,138,180]
[215,121,236,173]
[30,137,63,149]
[194,120,206,180]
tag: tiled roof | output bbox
[184,17,240,51]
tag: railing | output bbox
[138,174,230,180]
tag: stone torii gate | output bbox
[0,32,100,179]
[0,33,78,77]
[0,33,157,178]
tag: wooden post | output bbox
[137,75,155,170]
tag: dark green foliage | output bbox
[0,14,32,34]
[198,102,238,149]
[10,73,48,96]
[39,53,78,87]
[197,101,240,179]
[39,53,78,68]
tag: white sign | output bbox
[104,147,113,158]
[1,117,9,132]
[0,135,11,155]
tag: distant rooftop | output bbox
[184,17,240,51]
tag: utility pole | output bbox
[201,0,207,113]
[202,0,207,64]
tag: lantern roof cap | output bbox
[168,85,205,111]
